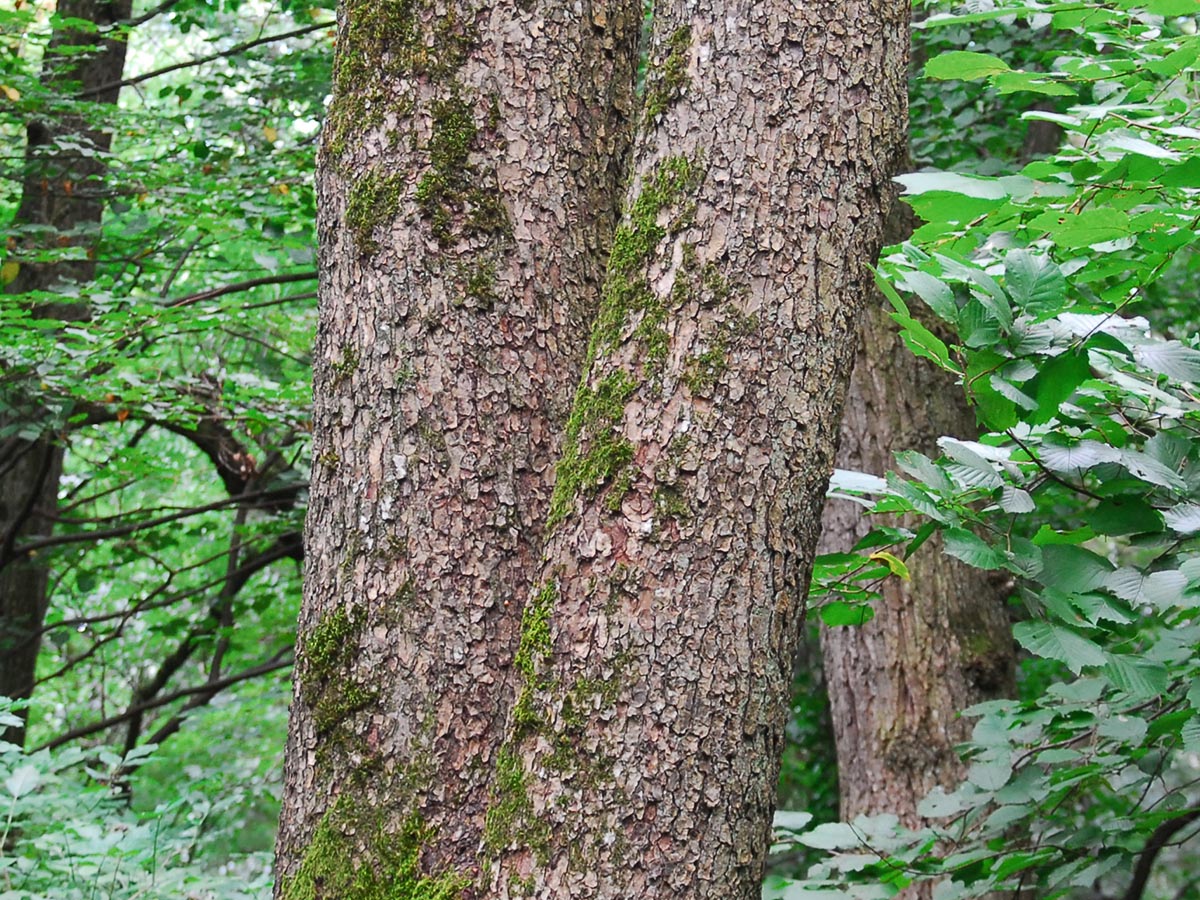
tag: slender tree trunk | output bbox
[274,1,641,894]
[482,2,908,896]
[0,0,132,745]
[819,298,1016,829]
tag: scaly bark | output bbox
[0,0,133,745]
[819,299,1016,829]
[483,3,909,897]
[274,1,641,894]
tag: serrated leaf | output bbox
[968,758,1013,791]
[1030,351,1091,425]
[1071,593,1131,626]
[1134,341,1200,383]
[992,71,1077,96]
[797,821,865,850]
[828,468,892,496]
[1000,486,1035,513]
[918,786,970,818]
[1104,653,1167,699]
[898,270,959,321]
[1098,713,1148,742]
[893,311,954,370]
[4,765,39,798]
[943,528,1005,569]
[896,171,1008,199]
[925,50,1012,81]
[1086,497,1165,536]
[1188,677,1200,710]
[1163,504,1200,534]
[1038,440,1120,474]
[1029,207,1132,249]
[1005,249,1065,311]
[1014,621,1106,674]
[1105,567,1187,610]
[1182,716,1200,754]
[895,450,955,494]
[773,810,815,833]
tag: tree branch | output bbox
[1122,808,1200,900]
[34,651,293,751]
[80,23,331,98]
[11,484,302,558]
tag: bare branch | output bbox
[34,651,293,751]
[80,23,332,98]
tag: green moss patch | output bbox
[415,90,510,246]
[546,370,637,528]
[346,169,406,255]
[643,26,691,122]
[301,607,378,734]
[281,800,468,900]
[482,748,550,862]
[324,0,474,159]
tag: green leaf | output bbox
[1028,207,1133,249]
[895,171,1008,199]
[1005,250,1065,311]
[1013,621,1106,674]
[1104,568,1187,611]
[924,50,1012,81]
[1163,504,1200,535]
[820,601,876,627]
[1029,351,1090,424]
[897,270,959,321]
[967,758,1012,791]
[1038,545,1114,593]
[1104,654,1168,700]
[992,71,1077,96]
[797,822,867,850]
[4,765,40,799]
[1085,497,1164,536]
[943,528,1005,570]
[1133,340,1200,383]
[893,311,955,370]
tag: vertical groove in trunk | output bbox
[275,1,641,893]
[819,301,1016,833]
[482,3,909,897]
[0,0,133,746]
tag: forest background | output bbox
[2,0,1200,898]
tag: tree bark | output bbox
[481,3,908,897]
[0,0,133,745]
[819,300,1016,829]
[274,1,641,895]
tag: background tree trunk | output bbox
[274,1,641,895]
[0,0,133,745]
[819,298,1016,828]
[482,2,908,897]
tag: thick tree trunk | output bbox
[819,301,1016,829]
[481,3,908,897]
[274,1,641,894]
[0,0,132,745]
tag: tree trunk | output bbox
[481,2,908,897]
[819,299,1016,829]
[274,1,641,895]
[0,0,133,745]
